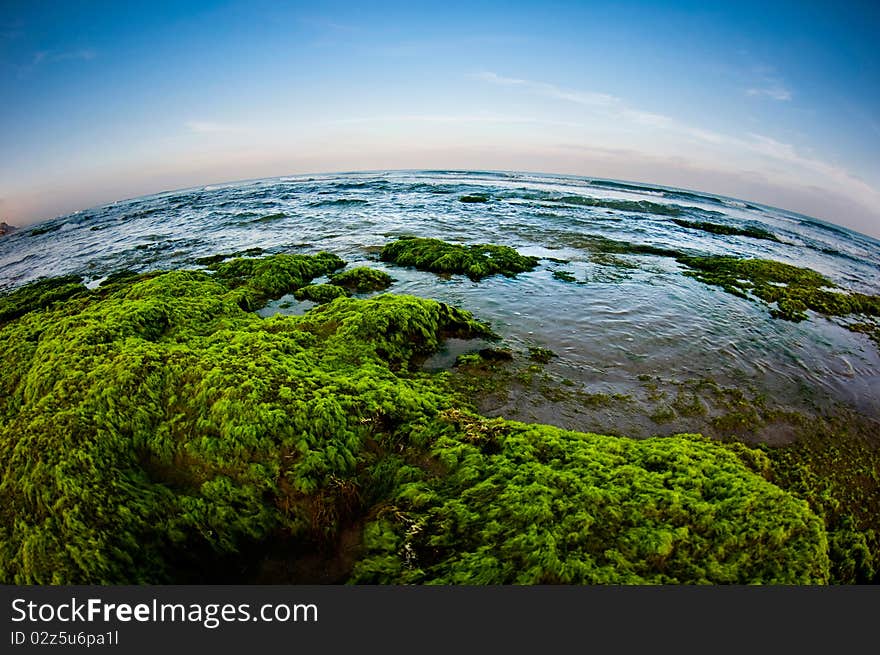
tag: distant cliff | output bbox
[0,222,18,236]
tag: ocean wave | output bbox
[251,212,288,223]
[308,198,368,208]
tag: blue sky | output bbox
[2,0,879,237]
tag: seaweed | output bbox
[329,267,394,293]
[0,261,492,583]
[352,411,829,584]
[552,270,577,283]
[672,218,780,242]
[759,413,880,583]
[677,255,880,322]
[459,195,489,203]
[527,347,557,363]
[294,284,350,304]
[209,252,345,309]
[380,237,540,281]
[0,257,836,585]
[0,275,87,325]
[563,233,683,258]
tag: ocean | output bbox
[2,169,879,437]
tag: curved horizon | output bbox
[8,167,880,245]
[3,1,879,239]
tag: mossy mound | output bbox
[678,256,880,322]
[294,283,350,304]
[329,267,394,292]
[0,257,492,584]
[352,411,829,584]
[672,219,780,242]
[380,237,539,281]
[0,275,87,324]
[0,256,835,584]
[209,251,345,309]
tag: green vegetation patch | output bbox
[329,267,394,292]
[678,255,880,322]
[352,411,829,584]
[0,257,492,584]
[672,218,780,242]
[209,251,345,310]
[0,275,87,324]
[380,237,539,281]
[294,284,349,304]
[528,347,557,363]
[0,254,838,585]
[552,270,578,283]
[517,191,695,217]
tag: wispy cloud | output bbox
[473,71,618,108]
[323,113,583,128]
[744,65,792,101]
[746,85,792,101]
[32,49,97,65]
[473,71,678,129]
[473,70,880,213]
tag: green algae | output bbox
[0,257,492,584]
[209,251,345,310]
[552,270,577,283]
[28,223,63,237]
[553,195,685,216]
[351,411,829,584]
[459,195,488,203]
[546,231,683,258]
[671,218,780,242]
[294,284,349,304]
[678,255,880,322]
[328,267,394,293]
[527,347,557,363]
[0,255,837,585]
[517,191,692,217]
[380,237,540,281]
[759,412,880,583]
[0,275,87,324]
[589,252,640,269]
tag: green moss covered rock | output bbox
[0,254,835,585]
[678,256,880,322]
[294,284,350,304]
[329,267,394,292]
[380,237,539,281]
[352,411,829,584]
[672,219,780,242]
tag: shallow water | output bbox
[2,170,879,431]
